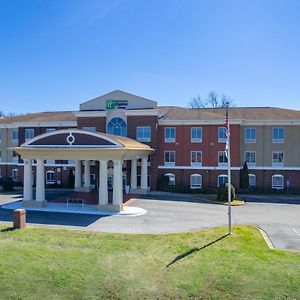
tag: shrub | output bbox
[2,177,14,192]
[217,183,235,202]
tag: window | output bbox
[249,174,256,187]
[164,173,175,186]
[107,118,127,136]
[191,151,202,166]
[273,128,284,143]
[0,131,2,142]
[190,174,202,189]
[12,130,19,143]
[164,151,175,166]
[218,127,227,143]
[245,128,256,143]
[218,151,228,165]
[25,129,34,141]
[165,127,175,143]
[83,127,96,133]
[272,174,284,189]
[245,151,256,167]
[136,126,151,142]
[272,152,284,167]
[46,160,55,165]
[12,151,18,164]
[218,174,228,187]
[46,171,55,184]
[46,128,56,133]
[191,127,202,143]
[12,169,18,182]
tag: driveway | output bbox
[0,193,300,251]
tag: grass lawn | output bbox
[0,225,299,299]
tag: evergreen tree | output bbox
[240,162,249,189]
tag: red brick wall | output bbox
[157,125,240,167]
[77,117,106,132]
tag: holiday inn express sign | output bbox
[106,99,128,109]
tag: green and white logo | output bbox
[106,99,128,110]
[106,100,116,109]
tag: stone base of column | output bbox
[74,186,93,192]
[130,188,148,194]
[96,204,123,212]
[22,200,48,208]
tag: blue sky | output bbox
[1,0,300,114]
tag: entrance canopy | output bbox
[13,129,154,160]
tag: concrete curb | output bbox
[258,227,275,249]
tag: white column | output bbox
[99,160,108,205]
[130,159,137,190]
[74,160,82,188]
[23,159,33,201]
[84,160,90,188]
[141,156,148,190]
[36,159,45,201]
[113,160,123,205]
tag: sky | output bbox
[1,0,300,114]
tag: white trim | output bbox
[74,109,159,118]
[158,165,241,170]
[0,122,76,128]
[22,129,123,148]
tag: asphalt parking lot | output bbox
[0,192,300,251]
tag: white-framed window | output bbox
[25,128,34,142]
[249,174,256,187]
[273,128,284,143]
[164,173,175,186]
[83,127,96,133]
[218,151,228,166]
[218,174,228,187]
[46,170,55,184]
[218,127,227,143]
[12,169,18,182]
[191,127,202,143]
[46,128,56,133]
[191,151,202,166]
[272,151,284,167]
[245,151,256,167]
[190,174,202,189]
[272,174,284,189]
[136,126,151,142]
[245,128,256,143]
[165,127,175,143]
[12,130,19,143]
[12,151,18,164]
[164,151,175,166]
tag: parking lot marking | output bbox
[292,228,300,236]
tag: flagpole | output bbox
[226,102,232,235]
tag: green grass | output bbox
[0,225,299,299]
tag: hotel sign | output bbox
[106,99,128,110]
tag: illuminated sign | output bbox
[106,100,128,110]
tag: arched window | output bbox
[164,173,175,186]
[12,169,18,182]
[190,174,202,189]
[46,170,55,184]
[249,174,256,187]
[272,174,284,189]
[218,174,228,187]
[107,117,127,137]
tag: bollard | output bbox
[13,209,26,229]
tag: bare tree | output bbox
[0,111,4,117]
[188,95,206,108]
[189,90,235,109]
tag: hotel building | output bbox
[0,90,300,210]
